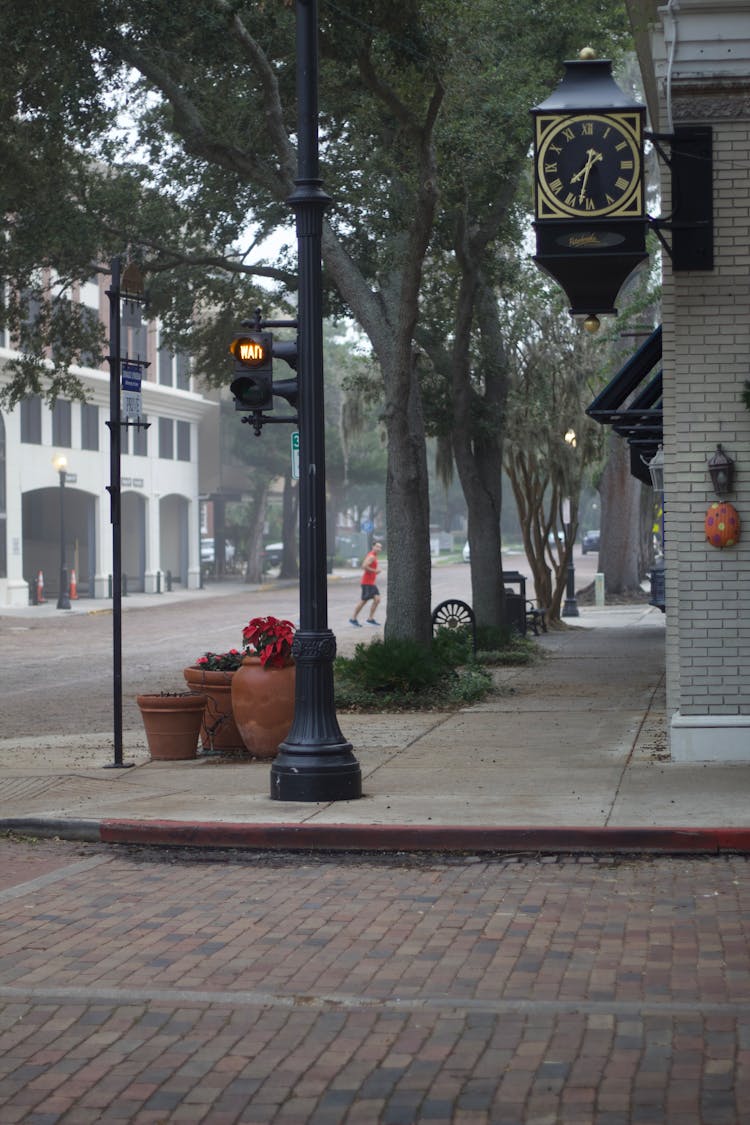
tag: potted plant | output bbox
[183,649,249,752]
[231,616,296,758]
[136,691,208,761]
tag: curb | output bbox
[3,818,750,854]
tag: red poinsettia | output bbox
[192,648,249,672]
[241,616,296,668]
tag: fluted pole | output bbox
[270,0,362,801]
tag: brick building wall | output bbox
[648,2,750,758]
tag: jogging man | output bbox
[349,542,383,627]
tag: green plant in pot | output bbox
[183,648,251,752]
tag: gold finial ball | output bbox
[583,315,601,334]
[579,46,597,60]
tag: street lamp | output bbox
[52,453,71,610]
[562,432,579,618]
[270,0,362,802]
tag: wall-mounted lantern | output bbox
[646,444,665,493]
[707,444,735,496]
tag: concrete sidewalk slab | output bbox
[2,604,750,851]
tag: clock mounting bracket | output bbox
[645,125,713,271]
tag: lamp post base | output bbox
[562,553,579,617]
[271,754,362,802]
[270,628,362,802]
[57,567,71,611]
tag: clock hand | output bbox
[570,148,603,202]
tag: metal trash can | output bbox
[503,570,528,635]
[649,560,665,613]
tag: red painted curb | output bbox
[98,820,750,853]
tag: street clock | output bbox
[531,54,648,321]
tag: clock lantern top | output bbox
[532,59,646,222]
[532,58,643,116]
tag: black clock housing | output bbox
[531,59,648,317]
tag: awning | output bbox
[586,326,662,485]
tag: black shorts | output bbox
[361,585,379,601]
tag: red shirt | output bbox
[361,551,378,586]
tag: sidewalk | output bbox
[2,598,750,853]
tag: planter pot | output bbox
[230,655,296,759]
[136,692,207,761]
[183,667,244,752]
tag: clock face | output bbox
[535,112,643,219]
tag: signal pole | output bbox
[270,0,362,801]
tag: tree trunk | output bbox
[320,96,441,647]
[379,336,433,645]
[244,479,271,584]
[279,473,298,579]
[424,224,511,632]
[598,432,647,594]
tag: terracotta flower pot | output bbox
[230,655,296,759]
[182,667,244,752]
[136,692,207,761]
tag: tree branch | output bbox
[104,17,294,201]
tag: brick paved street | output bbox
[0,838,749,1123]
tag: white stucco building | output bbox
[0,273,215,606]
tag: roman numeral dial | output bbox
[535,113,643,219]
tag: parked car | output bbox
[262,542,283,568]
[200,538,235,565]
[582,530,600,554]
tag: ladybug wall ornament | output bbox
[705,502,740,549]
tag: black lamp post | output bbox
[270,0,362,802]
[561,432,579,618]
[53,453,71,610]
[561,496,579,618]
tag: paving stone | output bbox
[0,845,749,1120]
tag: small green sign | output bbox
[291,431,300,479]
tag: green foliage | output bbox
[334,636,492,710]
[475,637,539,667]
[431,625,473,667]
[338,638,443,695]
[334,625,539,710]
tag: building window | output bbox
[133,416,148,457]
[158,348,190,390]
[158,347,173,385]
[131,321,148,361]
[158,417,173,459]
[81,402,99,451]
[20,396,42,444]
[176,420,190,462]
[52,399,72,447]
[78,305,101,369]
[176,354,190,390]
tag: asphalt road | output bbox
[0,554,599,743]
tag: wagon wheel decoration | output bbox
[431,599,475,633]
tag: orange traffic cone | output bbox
[69,568,78,600]
[36,570,45,603]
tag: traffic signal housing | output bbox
[229,331,273,411]
[270,339,298,411]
